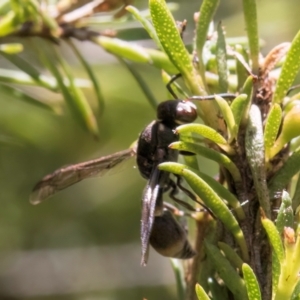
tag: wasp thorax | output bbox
[157,100,198,126]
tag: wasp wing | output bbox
[140,167,170,266]
[30,148,136,205]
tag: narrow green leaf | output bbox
[195,0,219,71]
[276,191,294,234]
[0,11,20,37]
[149,0,206,99]
[264,104,282,161]
[149,0,194,79]
[214,95,237,142]
[245,105,270,218]
[0,51,55,90]
[0,83,58,112]
[169,149,244,219]
[205,241,248,299]
[145,48,179,73]
[218,242,244,270]
[242,263,262,300]
[53,48,99,137]
[273,29,300,104]
[242,0,259,73]
[67,40,105,115]
[239,75,255,127]
[291,280,300,300]
[195,283,210,300]
[126,5,162,49]
[275,227,300,300]
[170,259,185,300]
[37,41,98,137]
[93,36,178,73]
[119,58,158,110]
[216,22,228,93]
[235,44,249,90]
[0,68,90,89]
[230,94,248,131]
[261,217,284,263]
[0,43,23,54]
[150,0,223,129]
[176,123,229,146]
[292,174,300,211]
[158,162,249,261]
[94,36,150,62]
[269,148,300,197]
[207,277,229,300]
[170,141,242,184]
[269,105,300,159]
[272,252,281,299]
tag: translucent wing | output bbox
[30,147,136,205]
[140,167,169,266]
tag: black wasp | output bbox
[30,81,236,266]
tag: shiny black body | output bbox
[137,120,178,180]
[136,100,198,265]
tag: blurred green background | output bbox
[0,0,299,299]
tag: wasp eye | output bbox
[157,100,198,126]
[175,101,198,124]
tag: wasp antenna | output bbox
[166,73,182,99]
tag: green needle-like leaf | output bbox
[195,283,210,300]
[276,191,294,234]
[242,0,259,73]
[273,29,300,104]
[0,83,59,112]
[37,41,98,137]
[0,11,20,37]
[230,93,249,131]
[159,162,249,261]
[195,0,219,73]
[246,105,270,218]
[205,241,248,299]
[95,36,151,63]
[67,40,105,115]
[126,5,162,49]
[269,104,300,159]
[292,174,300,211]
[214,94,237,142]
[218,242,244,271]
[216,22,228,93]
[149,0,199,85]
[176,123,233,154]
[242,263,262,300]
[275,227,300,300]
[170,259,185,300]
[94,36,178,73]
[0,51,55,90]
[0,68,90,89]
[171,141,242,184]
[0,43,23,54]
[264,103,282,161]
[235,44,249,90]
[269,148,300,197]
[261,216,284,263]
[272,252,281,298]
[120,58,158,110]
